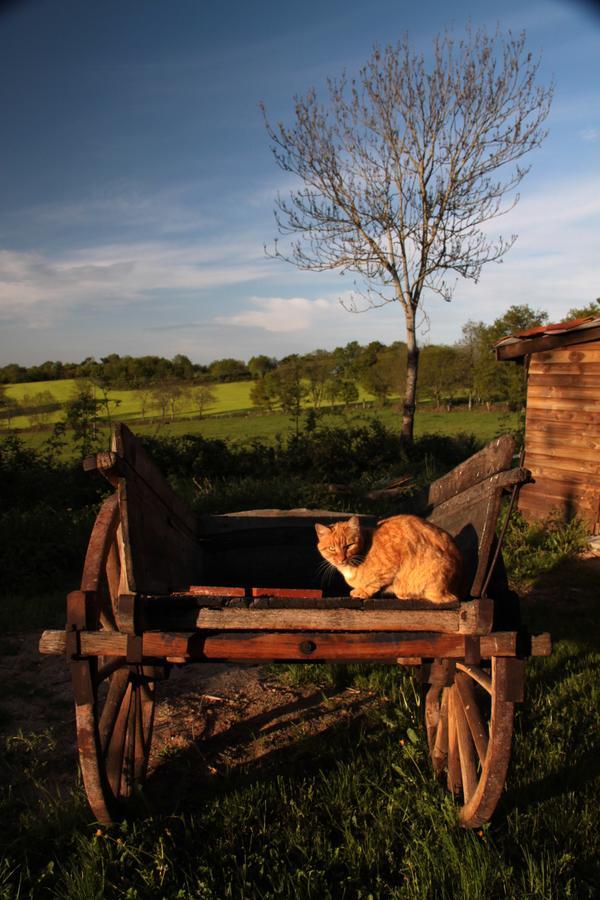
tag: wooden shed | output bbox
[495,315,600,533]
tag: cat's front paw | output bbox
[350,588,366,599]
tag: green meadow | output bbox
[4,378,518,456]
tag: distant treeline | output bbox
[2,302,597,405]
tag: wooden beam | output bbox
[39,628,525,661]
[495,326,600,361]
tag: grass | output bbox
[7,402,519,462]
[1,521,599,897]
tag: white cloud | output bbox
[579,127,599,143]
[0,239,269,328]
[215,296,337,332]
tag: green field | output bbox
[4,377,518,455]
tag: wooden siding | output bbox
[519,341,600,532]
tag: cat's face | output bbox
[315,516,363,568]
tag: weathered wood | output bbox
[137,597,492,634]
[189,606,486,633]
[455,672,489,762]
[526,396,600,412]
[40,629,521,660]
[455,663,492,693]
[409,435,515,512]
[458,657,515,828]
[112,424,197,537]
[523,452,600,476]
[495,325,600,360]
[447,688,462,795]
[531,362,600,376]
[529,373,600,388]
[528,384,600,400]
[526,408,600,427]
[525,440,600,464]
[531,346,600,363]
[454,684,478,803]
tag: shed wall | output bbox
[519,340,600,532]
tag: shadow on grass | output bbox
[143,685,390,817]
[499,552,600,819]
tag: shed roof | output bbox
[495,315,600,361]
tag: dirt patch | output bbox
[1,634,378,807]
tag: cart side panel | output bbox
[112,425,201,594]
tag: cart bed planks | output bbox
[39,424,550,828]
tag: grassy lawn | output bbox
[1,555,598,898]
[6,402,519,461]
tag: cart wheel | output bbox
[70,494,158,823]
[423,656,517,828]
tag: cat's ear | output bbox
[347,515,361,531]
[315,523,331,539]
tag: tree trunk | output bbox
[401,310,419,444]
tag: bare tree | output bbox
[263,25,553,441]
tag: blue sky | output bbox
[0,0,598,366]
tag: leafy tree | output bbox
[0,385,19,427]
[462,304,548,409]
[194,384,217,419]
[65,386,101,455]
[208,358,249,382]
[564,300,600,320]
[419,345,464,407]
[263,25,552,442]
[303,350,333,408]
[22,390,57,428]
[250,373,280,411]
[151,383,184,423]
[248,355,277,379]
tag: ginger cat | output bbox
[315,515,464,603]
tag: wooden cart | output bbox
[39,425,550,827]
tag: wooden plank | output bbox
[518,465,600,488]
[112,424,197,536]
[528,385,600,400]
[188,586,246,597]
[252,587,323,599]
[526,408,600,427]
[528,374,600,388]
[530,346,600,364]
[528,362,600,376]
[518,478,598,506]
[39,629,519,661]
[525,441,600,464]
[409,435,515,512]
[526,397,600,412]
[524,451,600,476]
[531,633,551,656]
[525,416,600,437]
[496,326,600,361]
[138,597,490,633]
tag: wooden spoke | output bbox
[455,672,488,763]
[421,655,520,828]
[96,656,127,684]
[121,681,138,798]
[446,687,462,796]
[455,663,492,694]
[99,668,130,753]
[106,681,133,795]
[431,688,448,776]
[453,687,478,803]
[69,496,158,823]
